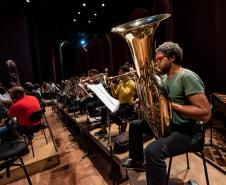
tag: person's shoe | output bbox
[94,129,107,136]
[122,158,145,170]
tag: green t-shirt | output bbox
[162,68,205,125]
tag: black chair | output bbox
[21,108,58,157]
[0,140,32,185]
[166,124,210,185]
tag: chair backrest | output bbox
[29,108,45,122]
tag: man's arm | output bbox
[172,93,212,122]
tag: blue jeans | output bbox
[144,123,204,185]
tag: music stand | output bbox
[87,83,120,185]
[78,84,95,159]
[205,93,226,152]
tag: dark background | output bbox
[0,0,226,93]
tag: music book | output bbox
[87,83,120,113]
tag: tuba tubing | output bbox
[111,14,172,138]
[6,60,20,86]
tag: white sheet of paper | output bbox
[87,83,120,113]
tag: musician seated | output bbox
[7,86,41,140]
[80,69,104,116]
[0,86,13,108]
[24,82,42,104]
[40,82,52,100]
[94,65,136,136]
[122,42,211,185]
[33,83,42,97]
[0,101,9,138]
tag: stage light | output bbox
[78,11,81,15]
[101,3,105,7]
[26,0,30,3]
[94,13,97,16]
[88,20,91,23]
[80,40,86,45]
[73,19,77,22]
[82,3,86,7]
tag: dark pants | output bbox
[129,119,152,162]
[87,97,103,117]
[101,104,134,126]
[144,123,205,185]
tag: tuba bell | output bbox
[6,60,20,86]
[111,14,172,138]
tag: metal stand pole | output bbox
[205,95,226,152]
[106,110,116,185]
[81,99,92,159]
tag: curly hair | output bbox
[156,41,183,65]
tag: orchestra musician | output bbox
[94,65,136,136]
[122,42,211,185]
[79,69,105,116]
[8,86,42,140]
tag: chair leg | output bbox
[186,152,190,169]
[42,128,48,144]
[29,139,35,157]
[200,152,210,185]
[47,126,58,152]
[166,157,172,185]
[19,157,32,185]
[23,136,29,151]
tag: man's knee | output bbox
[145,142,166,162]
[130,119,142,128]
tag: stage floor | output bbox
[57,104,225,184]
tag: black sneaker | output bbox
[122,158,145,171]
[94,129,107,136]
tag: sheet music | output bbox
[87,83,120,113]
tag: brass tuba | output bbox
[111,14,172,138]
[6,60,20,86]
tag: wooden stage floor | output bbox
[56,104,226,185]
[5,105,226,185]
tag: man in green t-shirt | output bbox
[145,41,211,185]
[123,41,211,185]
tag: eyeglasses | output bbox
[155,55,166,62]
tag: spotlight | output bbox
[78,11,81,15]
[26,0,30,3]
[80,40,86,45]
[73,19,77,22]
[82,3,86,7]
[101,3,105,7]
[94,13,97,16]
